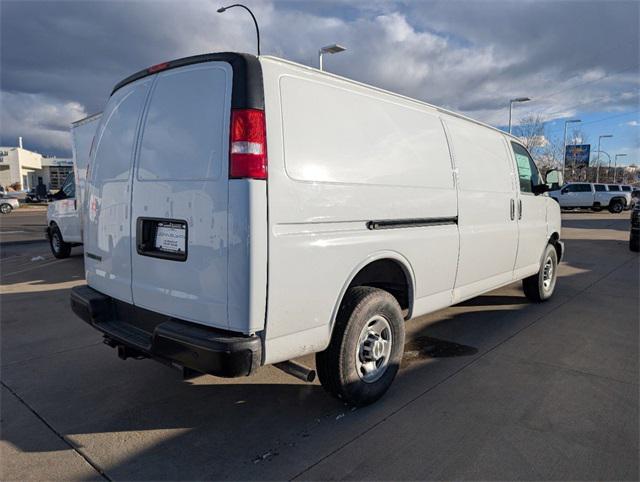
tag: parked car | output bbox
[630,203,640,252]
[71,52,564,406]
[548,182,631,213]
[0,195,19,214]
[47,113,102,258]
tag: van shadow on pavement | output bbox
[1,220,637,480]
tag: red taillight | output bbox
[229,109,267,179]
[148,62,170,73]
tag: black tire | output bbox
[609,200,624,214]
[0,203,12,214]
[49,224,72,259]
[591,205,602,212]
[630,231,640,252]
[316,286,405,406]
[523,244,558,302]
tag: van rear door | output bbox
[130,62,232,329]
[84,78,152,303]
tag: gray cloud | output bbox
[1,0,638,156]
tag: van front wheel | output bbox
[523,244,558,302]
[49,224,72,259]
[316,286,405,406]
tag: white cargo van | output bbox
[71,53,563,405]
[47,113,102,258]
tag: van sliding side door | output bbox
[445,118,519,300]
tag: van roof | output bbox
[110,51,520,142]
[110,52,264,110]
[260,55,522,142]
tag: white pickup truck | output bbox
[548,182,631,213]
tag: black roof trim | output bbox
[111,52,264,110]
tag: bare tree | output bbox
[568,128,589,146]
[514,115,547,154]
[537,134,564,172]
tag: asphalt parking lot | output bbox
[1,210,638,481]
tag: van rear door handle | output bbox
[510,199,515,220]
[518,199,522,220]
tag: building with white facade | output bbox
[0,138,73,190]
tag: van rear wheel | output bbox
[523,244,558,302]
[316,286,405,406]
[49,224,72,259]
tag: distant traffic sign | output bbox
[565,144,591,168]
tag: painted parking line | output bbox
[2,258,67,277]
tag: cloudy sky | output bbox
[1,0,639,164]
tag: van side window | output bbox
[93,82,150,182]
[621,186,631,192]
[137,66,229,181]
[594,184,606,192]
[511,142,541,193]
[608,185,620,191]
[61,172,75,198]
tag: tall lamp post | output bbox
[614,153,627,183]
[562,119,581,180]
[508,97,531,134]
[319,44,346,71]
[594,150,611,184]
[217,4,261,55]
[595,134,613,183]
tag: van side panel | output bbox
[443,116,519,302]
[261,58,458,364]
[71,114,101,223]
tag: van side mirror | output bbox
[545,169,563,191]
[533,184,550,195]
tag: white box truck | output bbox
[47,113,102,258]
[71,53,563,405]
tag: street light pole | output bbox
[562,119,581,181]
[594,150,611,184]
[614,153,627,183]
[508,97,531,134]
[217,4,261,56]
[595,134,613,183]
[318,44,346,71]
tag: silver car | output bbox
[0,195,20,214]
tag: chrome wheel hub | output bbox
[356,315,392,383]
[542,257,554,290]
[52,232,61,252]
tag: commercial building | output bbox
[0,138,72,191]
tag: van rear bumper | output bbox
[70,285,261,378]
